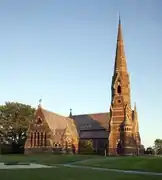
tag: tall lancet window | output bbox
[41,132,43,146]
[30,133,33,147]
[34,132,36,146]
[44,132,47,147]
[117,85,121,94]
[37,132,40,146]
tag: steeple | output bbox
[111,16,131,107]
[113,16,127,74]
[108,17,143,156]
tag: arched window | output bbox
[44,132,47,147]
[34,132,36,146]
[41,132,43,146]
[37,132,40,146]
[117,85,121,94]
[31,133,33,147]
[36,117,42,125]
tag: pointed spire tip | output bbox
[118,12,121,24]
[113,13,127,73]
[69,108,72,117]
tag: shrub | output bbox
[79,140,94,154]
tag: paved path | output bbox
[62,161,162,176]
[66,158,99,165]
[0,162,55,169]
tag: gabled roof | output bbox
[38,107,79,138]
[71,112,110,131]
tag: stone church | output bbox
[24,18,144,155]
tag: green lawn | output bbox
[74,156,162,173]
[0,154,97,165]
[0,154,162,180]
[0,166,161,180]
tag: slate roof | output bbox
[35,107,110,140]
[79,130,108,139]
[71,112,110,131]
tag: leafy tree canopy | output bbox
[154,139,162,155]
[0,102,35,145]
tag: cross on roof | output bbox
[39,99,42,106]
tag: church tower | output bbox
[108,17,141,155]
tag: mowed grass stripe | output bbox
[0,154,98,165]
[73,156,162,173]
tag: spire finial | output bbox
[133,102,138,120]
[134,102,137,111]
[38,99,42,108]
[69,108,72,117]
[118,12,121,23]
[117,13,122,41]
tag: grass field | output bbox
[0,154,162,180]
[0,166,161,180]
[0,154,97,165]
[74,156,162,173]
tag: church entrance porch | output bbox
[116,140,124,155]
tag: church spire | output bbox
[108,17,142,156]
[114,16,127,74]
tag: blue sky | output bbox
[0,0,161,148]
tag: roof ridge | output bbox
[71,112,109,116]
[41,107,68,119]
[41,107,75,121]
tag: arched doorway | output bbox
[116,140,123,155]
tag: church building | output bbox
[24,18,144,155]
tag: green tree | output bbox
[0,102,35,153]
[145,147,154,155]
[79,139,93,154]
[154,139,162,155]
